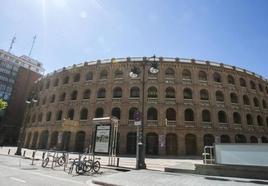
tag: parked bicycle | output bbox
[42,151,67,168]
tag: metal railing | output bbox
[203,146,214,165]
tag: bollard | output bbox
[117,157,119,167]
[23,150,26,157]
[42,152,45,160]
[31,151,36,165]
[8,149,11,155]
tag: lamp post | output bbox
[15,98,37,155]
[130,56,159,169]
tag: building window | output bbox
[198,71,207,81]
[80,108,88,120]
[183,88,192,99]
[200,89,209,100]
[54,78,59,87]
[250,80,256,90]
[147,107,157,120]
[235,134,247,143]
[218,111,227,123]
[166,87,175,98]
[46,112,52,121]
[73,73,80,82]
[45,80,50,89]
[112,107,121,119]
[38,113,43,122]
[166,108,176,121]
[63,76,69,84]
[100,70,108,80]
[67,109,75,120]
[148,87,157,98]
[114,69,123,79]
[42,97,46,105]
[71,90,78,100]
[227,75,235,85]
[184,108,194,121]
[97,88,106,98]
[246,114,253,125]
[213,72,221,83]
[257,115,263,126]
[243,95,250,105]
[85,72,93,81]
[59,92,66,101]
[202,110,211,122]
[165,68,175,78]
[240,78,246,87]
[262,100,267,109]
[230,93,238,103]
[50,94,55,103]
[130,87,140,98]
[253,97,260,107]
[113,87,122,98]
[233,112,241,124]
[182,69,191,80]
[266,87,268,94]
[259,84,264,92]
[83,89,91,99]
[215,91,224,102]
[56,110,62,121]
[95,108,104,118]
[129,107,138,120]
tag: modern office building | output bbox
[23,57,268,156]
[0,49,44,145]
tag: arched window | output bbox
[114,69,123,79]
[100,70,108,79]
[113,87,122,98]
[266,87,268,94]
[46,80,50,89]
[220,135,230,143]
[38,113,43,122]
[202,110,211,122]
[59,92,66,101]
[112,107,121,119]
[83,89,91,99]
[85,72,93,81]
[250,80,256,90]
[259,84,264,92]
[218,111,227,123]
[128,107,138,120]
[71,90,78,100]
[67,109,74,120]
[215,91,224,102]
[240,78,246,87]
[130,87,140,98]
[184,108,194,121]
[63,76,69,84]
[166,87,175,98]
[250,136,258,143]
[56,110,62,121]
[200,89,209,100]
[262,100,267,109]
[253,97,260,107]
[147,107,157,120]
[54,78,59,87]
[246,114,253,125]
[230,93,238,103]
[97,88,106,98]
[166,108,176,121]
[73,73,80,82]
[262,136,268,143]
[182,69,191,80]
[257,115,263,126]
[46,112,52,121]
[50,94,56,103]
[198,71,207,81]
[95,108,104,118]
[204,134,215,146]
[213,72,221,83]
[148,87,157,98]
[233,112,241,124]
[80,108,88,120]
[228,75,235,84]
[243,95,250,105]
[165,68,175,78]
[235,134,247,143]
[183,88,192,99]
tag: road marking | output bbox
[9,177,26,183]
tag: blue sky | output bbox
[1,0,268,77]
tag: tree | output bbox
[0,99,7,110]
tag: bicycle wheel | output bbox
[83,160,93,172]
[57,156,65,166]
[75,164,84,174]
[42,157,49,168]
[93,161,100,173]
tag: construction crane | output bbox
[28,35,37,57]
[8,36,16,53]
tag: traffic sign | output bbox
[134,111,142,121]
[134,121,141,126]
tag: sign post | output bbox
[134,111,142,169]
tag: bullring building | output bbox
[23,57,268,156]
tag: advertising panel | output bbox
[94,124,111,154]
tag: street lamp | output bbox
[15,97,38,155]
[129,55,159,169]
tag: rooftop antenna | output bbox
[28,35,37,57]
[8,36,16,53]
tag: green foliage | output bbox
[0,99,7,110]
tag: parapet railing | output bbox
[39,56,268,83]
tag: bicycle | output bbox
[83,157,101,173]
[68,155,86,174]
[42,151,67,168]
